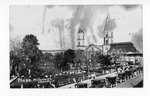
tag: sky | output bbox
[9,5,142,51]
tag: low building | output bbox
[107,42,142,65]
[41,49,66,55]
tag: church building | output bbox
[76,11,142,65]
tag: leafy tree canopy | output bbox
[75,49,85,63]
[53,49,75,71]
[96,54,112,68]
[54,53,64,71]
[63,49,75,63]
[20,34,42,76]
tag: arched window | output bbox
[106,40,108,44]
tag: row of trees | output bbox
[41,49,112,74]
[10,34,112,78]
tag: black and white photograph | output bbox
[9,5,143,89]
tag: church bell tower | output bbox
[103,11,113,55]
[103,11,113,45]
[104,31,113,45]
[76,27,85,50]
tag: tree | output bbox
[10,36,22,52]
[96,54,112,74]
[10,50,21,76]
[75,49,85,70]
[43,53,54,65]
[10,37,22,76]
[63,49,75,64]
[63,49,75,70]
[21,34,42,77]
[54,49,75,71]
[41,53,56,75]
[53,53,64,71]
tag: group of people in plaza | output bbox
[10,61,142,88]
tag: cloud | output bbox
[97,24,105,38]
[97,13,117,39]
[68,5,110,48]
[105,19,117,31]
[10,5,141,50]
[42,5,56,34]
[51,18,65,49]
[120,5,141,11]
[131,28,143,53]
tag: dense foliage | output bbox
[96,54,112,68]
[10,34,43,77]
[10,34,112,78]
[53,49,75,71]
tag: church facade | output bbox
[75,11,142,65]
[76,26,141,65]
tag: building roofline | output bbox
[110,42,133,45]
[85,44,102,51]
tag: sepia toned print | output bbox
[10,5,143,88]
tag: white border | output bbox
[0,0,150,96]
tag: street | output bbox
[59,72,143,88]
[115,73,143,88]
[59,72,117,88]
